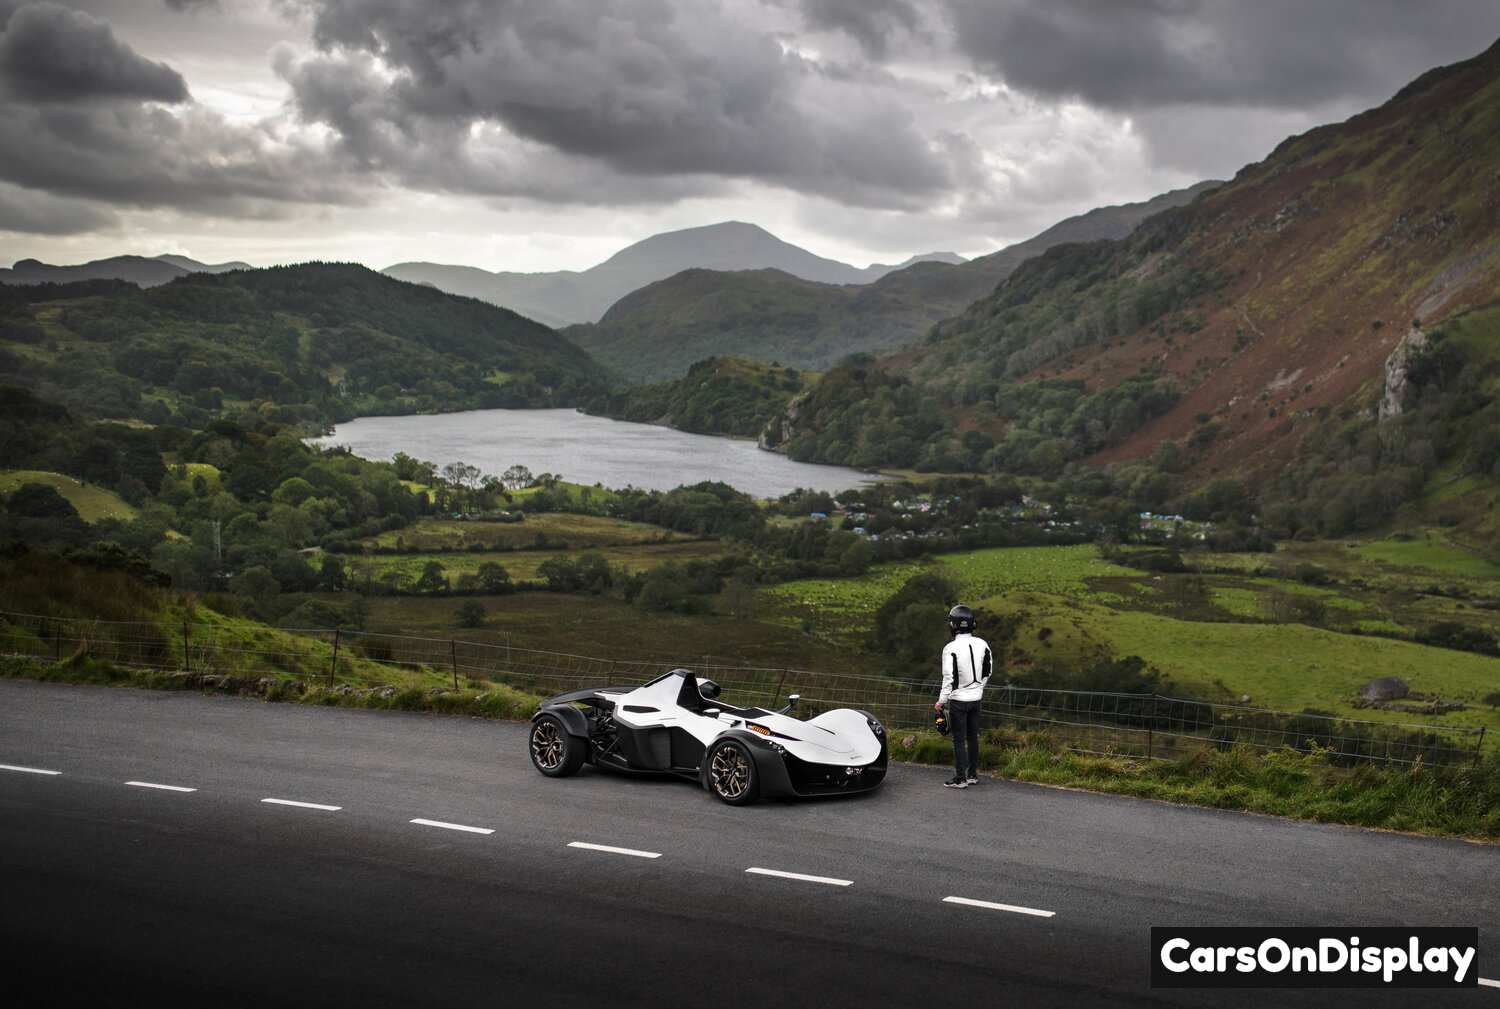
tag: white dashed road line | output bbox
[745,867,852,887]
[942,895,1055,918]
[125,781,196,793]
[410,818,494,835]
[1479,977,1499,989]
[0,763,61,776]
[261,798,342,811]
[568,841,661,859]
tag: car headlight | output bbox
[866,717,885,736]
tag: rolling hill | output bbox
[0,254,252,287]
[0,263,610,427]
[568,183,1219,383]
[766,38,1500,536]
[383,221,963,327]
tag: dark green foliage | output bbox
[777,357,949,469]
[586,356,812,438]
[456,599,486,628]
[0,264,609,429]
[871,572,956,665]
[1415,621,1499,657]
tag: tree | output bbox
[318,554,347,592]
[501,464,534,490]
[4,483,80,520]
[476,561,513,594]
[416,560,448,593]
[456,599,486,628]
[234,565,281,606]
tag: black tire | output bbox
[529,714,585,777]
[705,739,761,806]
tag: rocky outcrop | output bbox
[1379,326,1429,421]
[758,393,803,452]
[1358,676,1409,702]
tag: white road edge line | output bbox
[261,798,342,811]
[745,867,853,887]
[568,841,662,859]
[1478,977,1499,989]
[411,818,494,835]
[942,895,1055,918]
[125,781,196,793]
[0,763,61,776]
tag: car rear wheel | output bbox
[530,714,585,777]
[706,739,760,805]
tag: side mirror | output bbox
[786,694,800,709]
[703,708,721,719]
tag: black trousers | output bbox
[948,698,980,778]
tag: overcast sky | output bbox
[2,0,1497,272]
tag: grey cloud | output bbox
[163,0,218,10]
[0,181,118,233]
[0,98,357,212]
[0,2,189,103]
[282,0,958,209]
[946,0,1500,110]
[792,0,921,58]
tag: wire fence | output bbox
[0,609,1487,768]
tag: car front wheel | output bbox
[706,739,760,805]
[530,714,585,777]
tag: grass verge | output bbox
[0,653,542,720]
[888,728,1500,842]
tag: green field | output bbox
[764,541,1500,732]
[362,513,691,552]
[350,539,728,585]
[0,470,138,523]
[1353,532,1500,578]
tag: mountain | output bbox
[153,254,252,274]
[767,38,1500,538]
[0,263,609,427]
[383,221,964,326]
[567,183,1218,383]
[0,254,251,288]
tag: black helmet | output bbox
[947,604,974,634]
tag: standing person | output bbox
[935,604,991,789]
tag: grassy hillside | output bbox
[567,185,1217,383]
[767,40,1500,532]
[765,542,1500,733]
[584,356,816,437]
[0,470,136,523]
[0,263,610,429]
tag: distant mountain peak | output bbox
[383,220,967,325]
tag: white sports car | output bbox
[527,669,888,805]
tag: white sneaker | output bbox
[966,775,979,785]
[943,777,968,789]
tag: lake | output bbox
[309,408,889,498]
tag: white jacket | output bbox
[939,633,992,705]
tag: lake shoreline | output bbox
[308,406,891,499]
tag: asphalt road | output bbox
[1,679,1495,1009]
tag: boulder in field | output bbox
[1359,676,1409,703]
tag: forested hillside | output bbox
[567,184,1216,382]
[768,39,1500,539]
[0,264,609,428]
[585,356,815,437]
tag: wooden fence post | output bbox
[329,628,340,686]
[450,639,459,690]
[1147,693,1158,759]
[1475,726,1487,768]
[183,620,190,674]
[772,668,788,708]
